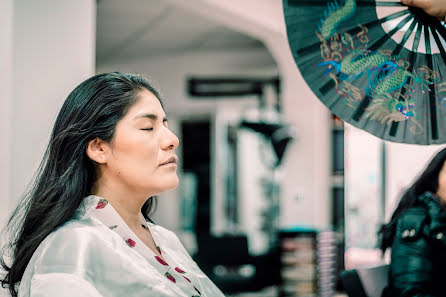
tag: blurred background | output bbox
[1,0,445,296]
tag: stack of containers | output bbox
[279,228,317,297]
[278,228,337,297]
[316,231,337,297]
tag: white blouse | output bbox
[17,195,226,297]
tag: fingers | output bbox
[401,0,446,18]
[401,0,431,9]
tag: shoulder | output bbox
[417,191,445,218]
[398,205,428,220]
[146,222,179,243]
[31,217,124,269]
[146,222,191,255]
[396,191,443,229]
[395,206,428,241]
[45,216,115,243]
[148,222,174,235]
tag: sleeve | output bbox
[387,208,438,297]
[30,273,103,297]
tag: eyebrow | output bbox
[135,113,168,122]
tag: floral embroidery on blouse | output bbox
[155,256,168,266]
[96,199,108,209]
[126,238,136,247]
[165,272,176,283]
[87,195,206,296]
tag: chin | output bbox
[150,178,179,195]
[168,177,180,189]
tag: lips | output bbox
[159,156,178,166]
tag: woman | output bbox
[379,147,446,297]
[0,72,226,297]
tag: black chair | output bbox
[340,264,389,297]
[192,234,280,294]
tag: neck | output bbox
[91,189,148,232]
[432,190,446,207]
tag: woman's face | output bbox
[437,160,446,202]
[103,89,179,196]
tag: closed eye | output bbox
[141,128,153,131]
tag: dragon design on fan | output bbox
[438,82,446,106]
[318,47,433,121]
[316,0,438,131]
[319,0,356,39]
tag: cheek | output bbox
[113,138,158,174]
[438,173,446,191]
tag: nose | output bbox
[162,127,179,150]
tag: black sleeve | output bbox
[386,208,438,297]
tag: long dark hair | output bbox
[379,147,446,253]
[0,72,165,296]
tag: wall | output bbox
[265,34,331,230]
[344,123,446,251]
[345,124,383,249]
[11,0,96,205]
[385,142,445,220]
[0,1,96,293]
[0,0,14,234]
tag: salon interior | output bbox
[1,0,445,296]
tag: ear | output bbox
[86,138,108,164]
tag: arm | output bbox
[386,208,437,297]
[29,268,186,297]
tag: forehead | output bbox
[127,89,165,119]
